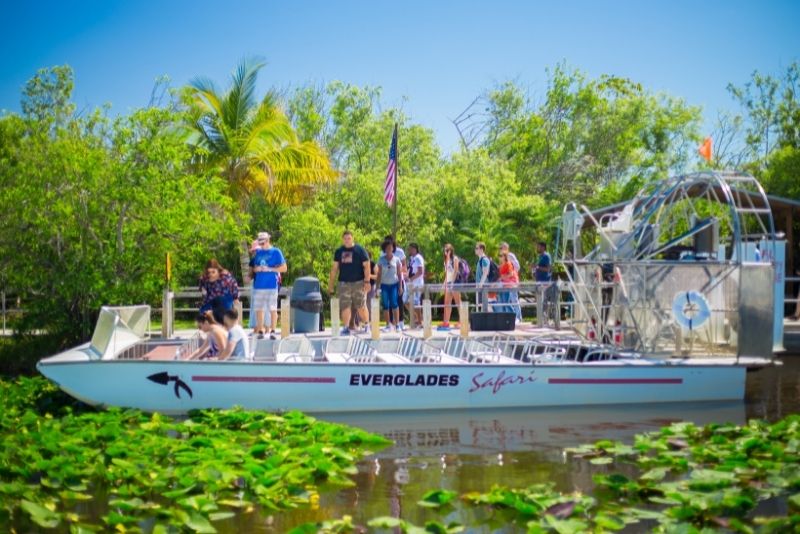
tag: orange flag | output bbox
[698,137,712,162]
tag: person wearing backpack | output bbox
[475,242,497,312]
[440,243,466,330]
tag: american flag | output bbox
[384,125,398,206]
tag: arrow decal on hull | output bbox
[147,372,193,399]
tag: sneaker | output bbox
[269,331,277,340]
[340,327,351,336]
[257,331,265,340]
[436,324,451,331]
[381,325,393,333]
[360,324,370,334]
[397,323,405,331]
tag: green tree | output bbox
[184,58,336,278]
[288,81,441,176]
[726,62,800,164]
[0,67,241,343]
[475,65,701,205]
[762,145,800,200]
[184,58,336,207]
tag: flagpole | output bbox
[392,122,399,239]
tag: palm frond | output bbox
[222,58,265,132]
[187,76,224,116]
[183,58,334,206]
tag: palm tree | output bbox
[185,58,336,279]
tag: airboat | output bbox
[37,171,783,414]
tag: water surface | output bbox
[253,356,800,532]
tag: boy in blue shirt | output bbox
[249,232,287,339]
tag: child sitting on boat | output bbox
[187,313,227,360]
[216,309,251,361]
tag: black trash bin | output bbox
[291,276,324,333]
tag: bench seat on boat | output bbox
[413,353,465,365]
[375,353,410,364]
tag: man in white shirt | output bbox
[406,242,425,327]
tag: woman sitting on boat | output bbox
[199,259,240,324]
[187,313,228,360]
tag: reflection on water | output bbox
[257,357,799,532]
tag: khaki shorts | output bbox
[338,281,366,309]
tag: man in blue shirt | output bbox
[534,241,552,283]
[475,242,491,312]
[249,232,287,339]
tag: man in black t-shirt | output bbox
[328,230,372,334]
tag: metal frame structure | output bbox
[557,171,778,359]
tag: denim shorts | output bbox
[380,283,400,310]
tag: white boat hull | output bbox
[37,359,747,414]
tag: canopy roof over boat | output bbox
[580,171,800,274]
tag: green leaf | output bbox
[209,511,236,522]
[417,489,458,508]
[368,516,405,528]
[183,512,217,533]
[640,467,668,481]
[594,513,626,530]
[543,515,588,534]
[20,499,61,529]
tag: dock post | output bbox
[235,300,244,326]
[408,288,416,329]
[331,297,340,336]
[281,297,290,338]
[422,298,432,339]
[537,285,545,328]
[553,283,561,330]
[370,297,380,340]
[460,300,470,338]
[161,288,172,338]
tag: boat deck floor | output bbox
[168,323,575,342]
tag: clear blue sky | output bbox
[1,0,798,152]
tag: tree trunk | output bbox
[240,241,251,285]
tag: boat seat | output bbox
[252,337,276,361]
[275,336,315,363]
[348,353,380,363]
[413,352,465,365]
[324,336,377,363]
[375,353,410,364]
